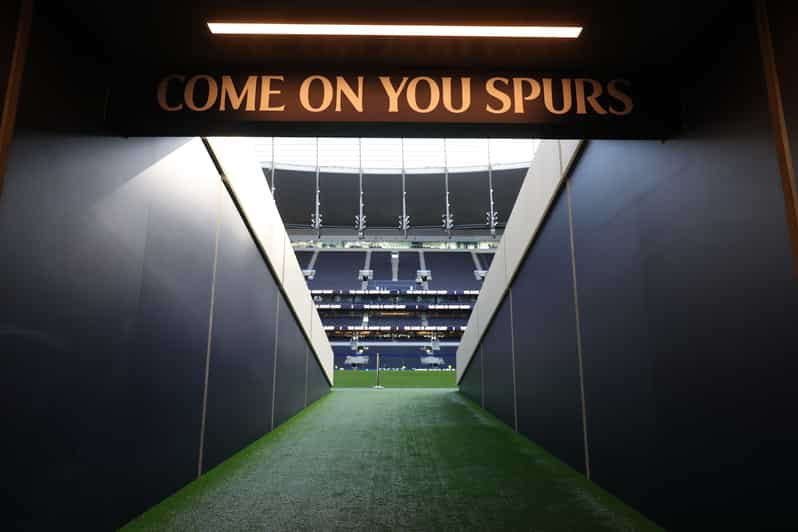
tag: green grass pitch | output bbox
[122,389,661,531]
[334,369,456,388]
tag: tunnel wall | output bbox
[0,135,333,530]
[458,10,798,530]
[0,7,331,529]
[458,344,482,407]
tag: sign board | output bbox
[109,70,676,138]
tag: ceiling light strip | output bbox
[207,23,582,39]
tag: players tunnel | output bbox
[2,1,798,530]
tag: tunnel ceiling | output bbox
[44,0,729,239]
[56,1,726,72]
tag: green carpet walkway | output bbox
[123,389,660,531]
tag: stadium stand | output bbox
[308,251,365,290]
[425,252,481,290]
[333,345,457,370]
[427,316,467,327]
[367,280,414,291]
[320,316,364,327]
[303,248,487,371]
[366,315,422,326]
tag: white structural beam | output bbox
[456,139,583,383]
[205,137,335,383]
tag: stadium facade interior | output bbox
[253,138,531,374]
[4,2,798,531]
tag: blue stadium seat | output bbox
[477,252,495,270]
[295,251,315,270]
[397,251,420,281]
[425,252,481,290]
[369,251,393,281]
[308,251,365,290]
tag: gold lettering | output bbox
[485,77,512,114]
[335,76,364,112]
[607,79,634,115]
[542,78,572,115]
[260,75,285,111]
[575,79,607,115]
[379,76,409,112]
[299,75,334,112]
[157,74,184,111]
[185,75,218,112]
[441,77,471,113]
[406,77,440,113]
[512,78,541,114]
[220,75,257,111]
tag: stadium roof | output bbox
[236,137,532,239]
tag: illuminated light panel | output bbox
[207,23,582,39]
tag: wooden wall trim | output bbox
[0,0,32,198]
[756,0,798,274]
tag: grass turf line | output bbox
[333,369,456,388]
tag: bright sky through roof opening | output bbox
[249,138,540,174]
[207,23,582,39]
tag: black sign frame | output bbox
[108,69,678,139]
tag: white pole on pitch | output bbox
[374,352,383,389]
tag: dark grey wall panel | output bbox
[274,295,310,427]
[481,297,515,428]
[123,144,219,521]
[0,9,221,529]
[510,197,585,473]
[459,14,798,531]
[320,171,359,227]
[202,191,278,472]
[406,172,446,226]
[458,344,482,406]
[0,134,218,530]
[1,4,333,529]
[449,171,489,226]
[0,132,332,528]
[365,173,403,227]
[569,145,661,520]
[569,16,798,529]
